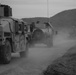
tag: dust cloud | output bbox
[53,31,70,46]
[27,30,76,65]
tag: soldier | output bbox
[30,22,35,33]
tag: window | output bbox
[15,21,19,34]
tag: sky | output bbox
[1,0,76,18]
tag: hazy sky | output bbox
[1,0,76,18]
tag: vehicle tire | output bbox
[20,42,28,57]
[32,29,44,40]
[0,40,11,64]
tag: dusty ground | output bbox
[0,30,76,75]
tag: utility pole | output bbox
[47,0,50,22]
[0,3,1,25]
[47,0,49,18]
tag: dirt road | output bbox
[0,32,76,75]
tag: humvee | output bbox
[32,22,54,46]
[0,4,28,64]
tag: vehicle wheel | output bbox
[20,43,28,57]
[32,29,44,40]
[0,40,11,64]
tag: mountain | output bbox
[50,9,76,29]
[22,9,76,30]
[22,17,49,24]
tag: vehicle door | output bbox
[14,21,20,52]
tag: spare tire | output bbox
[32,28,44,40]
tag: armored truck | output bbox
[0,4,28,64]
[32,22,54,46]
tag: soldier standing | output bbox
[30,22,35,33]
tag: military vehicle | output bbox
[32,21,54,46]
[24,21,54,47]
[0,4,28,64]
